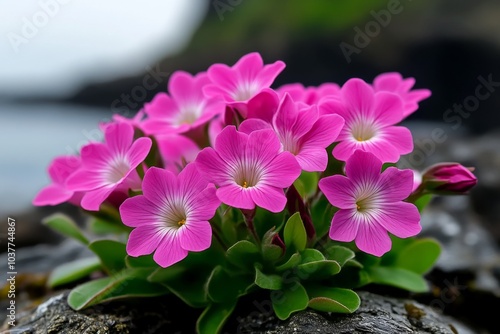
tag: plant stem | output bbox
[240,208,259,243]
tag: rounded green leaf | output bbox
[126,255,157,269]
[48,257,101,288]
[300,248,325,263]
[395,238,441,274]
[307,286,360,313]
[67,269,168,310]
[254,266,283,290]
[196,301,237,334]
[284,213,307,252]
[297,260,341,280]
[88,240,127,273]
[324,245,355,266]
[42,213,88,245]
[368,266,429,293]
[226,240,260,270]
[271,282,309,320]
[276,253,301,272]
[207,266,254,303]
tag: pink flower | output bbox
[276,82,340,105]
[33,155,82,206]
[203,52,285,117]
[120,164,220,268]
[66,123,152,211]
[421,163,477,194]
[195,126,301,213]
[156,134,200,174]
[373,72,431,118]
[240,94,345,172]
[142,71,225,135]
[319,150,421,256]
[320,78,413,163]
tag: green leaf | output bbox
[356,251,381,268]
[48,257,101,288]
[324,245,355,266]
[414,194,433,212]
[294,171,319,199]
[221,219,238,245]
[207,266,254,303]
[300,248,325,263]
[226,240,260,270]
[126,255,157,269]
[196,301,237,334]
[276,253,301,272]
[368,267,429,293]
[395,238,441,274]
[284,212,307,252]
[261,228,284,263]
[254,266,283,290]
[310,195,336,239]
[307,286,360,313]
[88,240,127,273]
[297,260,341,280]
[89,218,131,235]
[67,269,168,310]
[159,268,210,307]
[42,213,88,245]
[271,282,309,320]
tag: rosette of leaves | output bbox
[44,172,440,334]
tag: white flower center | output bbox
[175,104,201,126]
[280,131,300,155]
[104,157,131,184]
[354,182,383,213]
[232,160,264,188]
[350,117,378,142]
[160,200,188,229]
[233,82,259,101]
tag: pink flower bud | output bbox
[422,163,477,194]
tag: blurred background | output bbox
[1,0,500,330]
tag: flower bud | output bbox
[421,163,477,194]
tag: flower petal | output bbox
[153,230,188,268]
[214,126,248,164]
[319,175,355,209]
[380,126,413,155]
[247,129,281,166]
[344,150,382,183]
[239,118,272,135]
[195,148,231,186]
[329,209,360,242]
[105,123,134,153]
[178,220,212,252]
[262,151,301,188]
[250,185,287,213]
[377,202,421,238]
[216,184,255,210]
[127,137,152,167]
[378,167,414,201]
[355,220,391,257]
[372,92,404,125]
[141,167,178,203]
[120,195,162,228]
[342,78,375,116]
[80,185,115,211]
[33,185,73,206]
[126,226,164,257]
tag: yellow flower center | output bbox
[177,219,186,226]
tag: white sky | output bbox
[0,0,207,97]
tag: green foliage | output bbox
[284,212,307,253]
[271,282,309,320]
[48,257,102,288]
[307,286,360,313]
[196,301,237,334]
[67,269,169,310]
[43,213,89,245]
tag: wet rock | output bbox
[2,290,481,334]
[226,291,479,333]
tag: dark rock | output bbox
[3,290,481,334]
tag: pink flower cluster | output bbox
[35,51,469,265]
